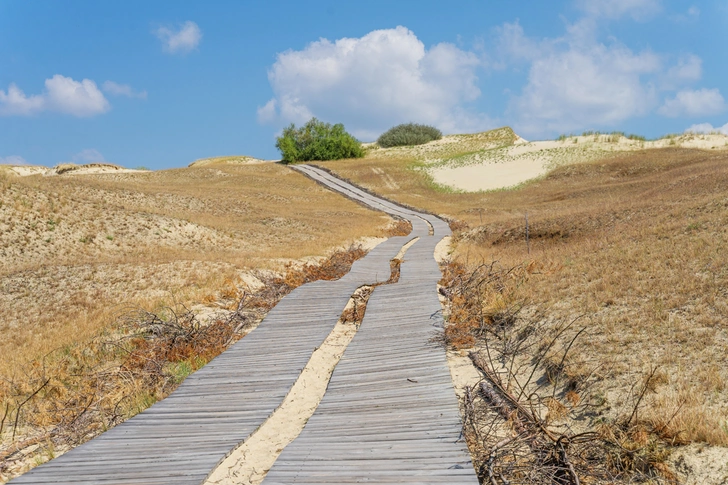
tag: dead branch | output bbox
[11,378,50,441]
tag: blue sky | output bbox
[1,0,727,169]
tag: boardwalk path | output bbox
[13,165,476,484]
[263,166,477,484]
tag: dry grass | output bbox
[0,161,392,377]
[318,147,728,459]
[0,244,370,481]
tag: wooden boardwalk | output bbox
[263,166,477,484]
[12,165,476,484]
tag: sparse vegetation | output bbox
[0,161,394,381]
[578,130,646,142]
[0,244,373,481]
[441,261,688,482]
[377,123,442,148]
[317,144,728,481]
[275,118,363,163]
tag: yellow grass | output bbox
[0,161,392,375]
[317,146,728,446]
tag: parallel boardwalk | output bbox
[12,164,477,484]
[12,187,424,483]
[264,166,477,484]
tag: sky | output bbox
[2,0,727,169]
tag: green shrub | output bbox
[377,123,442,148]
[275,118,364,163]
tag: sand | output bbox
[429,133,728,192]
[202,309,362,485]
[3,163,144,177]
[188,156,273,167]
[433,156,548,192]
[433,237,481,395]
[670,444,728,484]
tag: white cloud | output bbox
[72,149,106,164]
[664,54,702,87]
[575,0,662,20]
[0,84,44,116]
[258,26,492,139]
[0,75,109,117]
[658,88,726,117]
[501,20,661,135]
[102,81,147,99]
[685,122,728,135]
[155,21,202,54]
[44,75,110,116]
[0,155,28,165]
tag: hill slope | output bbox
[315,129,728,483]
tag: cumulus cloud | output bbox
[575,0,662,20]
[102,81,147,99]
[72,149,106,164]
[0,75,110,117]
[0,155,28,165]
[658,88,726,117]
[685,122,728,135]
[155,21,202,54]
[501,21,661,135]
[44,75,110,116]
[0,84,44,116]
[258,26,493,139]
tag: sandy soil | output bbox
[202,309,362,485]
[0,160,392,380]
[670,444,728,484]
[434,157,548,192]
[429,133,728,192]
[188,156,274,167]
[435,239,479,389]
[434,237,481,422]
[4,163,143,177]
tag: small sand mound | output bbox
[2,165,50,177]
[53,163,136,175]
[5,163,144,177]
[189,156,272,167]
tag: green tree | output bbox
[275,118,364,163]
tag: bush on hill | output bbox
[377,123,443,148]
[275,118,364,163]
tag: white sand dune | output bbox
[3,163,143,177]
[429,132,728,192]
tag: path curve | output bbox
[11,164,476,484]
[263,165,477,484]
